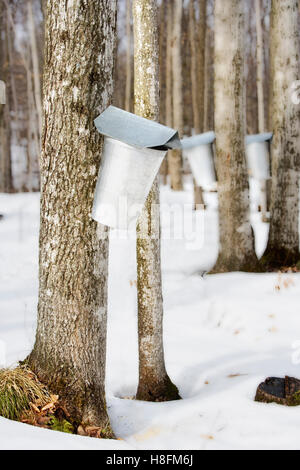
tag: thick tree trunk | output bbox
[28,0,117,431]
[133,0,180,402]
[169,0,183,191]
[211,0,259,273]
[262,0,300,269]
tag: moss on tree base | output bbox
[136,376,181,402]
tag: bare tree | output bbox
[262,0,300,269]
[189,0,206,208]
[165,0,173,130]
[27,0,117,432]
[133,0,180,402]
[255,0,269,223]
[27,0,42,139]
[125,0,132,112]
[159,0,168,184]
[211,0,259,273]
[255,0,265,133]
[0,3,13,193]
[168,0,183,191]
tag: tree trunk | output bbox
[163,0,173,186]
[203,27,214,132]
[159,0,168,184]
[27,0,43,141]
[0,3,13,194]
[125,0,132,112]
[133,0,180,402]
[27,0,117,432]
[189,0,206,209]
[165,0,173,130]
[0,99,12,194]
[255,0,269,223]
[255,0,265,134]
[189,0,201,134]
[262,0,300,269]
[168,0,183,191]
[211,0,259,273]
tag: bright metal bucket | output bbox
[183,144,216,189]
[246,141,270,180]
[92,137,166,230]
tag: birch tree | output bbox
[168,0,183,191]
[212,0,259,273]
[262,0,300,269]
[27,0,117,432]
[133,0,180,402]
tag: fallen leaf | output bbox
[201,434,214,440]
[227,373,248,378]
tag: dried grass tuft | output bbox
[0,366,51,420]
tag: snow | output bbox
[1,177,300,450]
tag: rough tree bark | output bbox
[211,0,259,273]
[133,0,180,402]
[262,0,300,269]
[168,0,183,191]
[27,0,117,432]
[0,3,13,194]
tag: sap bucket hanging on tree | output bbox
[181,132,216,190]
[245,133,273,180]
[92,106,180,230]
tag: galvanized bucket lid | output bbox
[94,105,181,150]
[181,131,216,149]
[245,132,273,145]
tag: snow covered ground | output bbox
[1,178,300,450]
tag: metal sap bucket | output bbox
[92,106,180,230]
[181,132,216,190]
[245,133,273,180]
[0,81,5,105]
